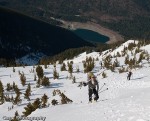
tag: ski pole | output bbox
[99,83,106,92]
[99,88,108,94]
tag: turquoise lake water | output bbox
[73,29,109,43]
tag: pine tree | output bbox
[13,82,16,90]
[138,52,144,63]
[11,111,19,121]
[102,71,107,78]
[32,98,41,110]
[0,81,4,104]
[61,63,66,71]
[41,94,48,108]
[24,83,31,101]
[34,74,37,81]
[20,73,26,86]
[53,69,59,79]
[68,63,73,74]
[41,76,50,86]
[125,55,129,65]
[23,103,34,116]
[13,85,21,105]
[103,55,111,69]
[60,93,73,104]
[13,67,15,73]
[51,99,58,106]
[44,63,48,69]
[36,65,44,79]
[6,83,13,91]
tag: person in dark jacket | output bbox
[83,74,99,102]
[127,71,132,80]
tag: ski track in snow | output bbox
[1,40,150,121]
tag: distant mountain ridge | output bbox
[0,7,93,59]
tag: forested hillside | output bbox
[0,0,150,39]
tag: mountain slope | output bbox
[1,40,150,121]
[0,7,93,59]
[0,0,150,39]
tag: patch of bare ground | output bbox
[61,21,125,44]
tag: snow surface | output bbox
[1,40,150,121]
[16,52,45,66]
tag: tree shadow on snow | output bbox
[44,72,52,75]
[131,76,147,80]
[50,82,63,88]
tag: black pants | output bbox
[127,75,131,80]
[89,88,99,101]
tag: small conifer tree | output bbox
[102,71,107,78]
[24,83,31,101]
[20,73,26,86]
[0,81,4,104]
[36,65,44,79]
[41,76,50,86]
[41,94,48,108]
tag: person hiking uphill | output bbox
[127,71,132,80]
[83,72,99,102]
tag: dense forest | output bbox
[0,0,150,39]
[0,7,92,59]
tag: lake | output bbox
[73,29,109,43]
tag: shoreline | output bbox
[61,21,125,44]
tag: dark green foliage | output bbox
[61,63,67,71]
[32,98,41,110]
[0,7,92,59]
[128,43,137,51]
[44,63,48,69]
[0,58,16,67]
[6,83,13,91]
[60,93,73,104]
[113,58,120,67]
[1,1,150,41]
[84,57,95,73]
[41,94,48,108]
[20,73,26,86]
[41,76,50,86]
[36,65,44,79]
[23,103,35,117]
[13,67,15,73]
[11,111,19,121]
[53,69,59,79]
[118,67,127,73]
[23,98,41,117]
[138,52,144,63]
[34,74,37,81]
[116,52,121,57]
[13,85,21,105]
[0,81,4,104]
[68,63,73,74]
[24,83,31,101]
[125,55,129,65]
[102,71,107,78]
[103,55,112,69]
[13,82,16,90]
[51,99,58,106]
[110,64,115,72]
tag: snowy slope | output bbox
[16,52,45,66]
[1,40,150,121]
